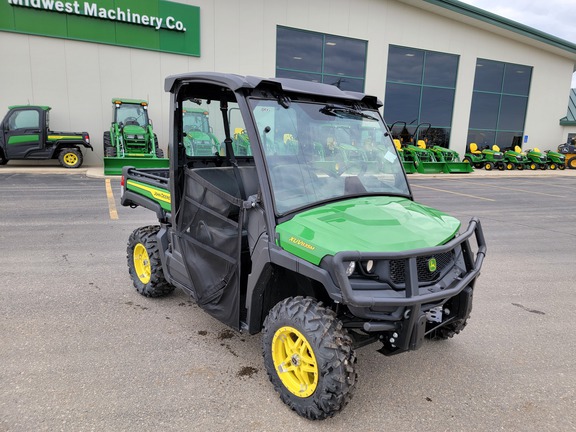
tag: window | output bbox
[468,59,532,151]
[276,27,367,92]
[384,46,459,148]
[8,109,40,130]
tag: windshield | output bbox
[250,99,410,214]
[116,104,149,127]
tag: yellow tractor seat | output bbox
[514,145,523,153]
[492,145,500,151]
[417,140,427,149]
[469,143,481,154]
[393,139,403,151]
[534,147,540,152]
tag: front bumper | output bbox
[330,218,486,353]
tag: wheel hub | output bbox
[271,326,318,397]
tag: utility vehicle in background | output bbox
[0,105,92,168]
[120,73,486,420]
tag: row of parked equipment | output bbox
[391,122,473,174]
[464,144,567,171]
[389,121,574,174]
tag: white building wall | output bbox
[0,0,574,166]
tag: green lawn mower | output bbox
[502,145,528,170]
[103,98,169,175]
[524,148,548,170]
[544,150,566,170]
[463,143,505,170]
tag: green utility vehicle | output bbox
[0,105,92,168]
[103,98,169,175]
[120,73,486,420]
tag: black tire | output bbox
[156,148,164,158]
[427,318,468,340]
[462,156,471,165]
[506,162,515,170]
[569,158,576,169]
[262,296,357,420]
[540,164,548,170]
[484,162,493,170]
[103,131,112,150]
[58,147,83,168]
[529,163,538,170]
[104,147,117,157]
[127,225,174,297]
[558,163,566,170]
[0,150,7,165]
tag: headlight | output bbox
[364,260,374,273]
[126,134,135,139]
[344,261,356,277]
[137,135,145,139]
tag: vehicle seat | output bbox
[469,143,481,154]
[492,145,501,151]
[417,140,427,149]
[534,147,541,152]
[514,145,523,153]
[393,139,403,151]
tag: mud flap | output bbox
[409,314,428,351]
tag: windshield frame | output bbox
[248,96,412,218]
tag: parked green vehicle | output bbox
[524,148,548,170]
[463,143,505,170]
[0,105,92,168]
[103,98,169,175]
[120,72,486,420]
[502,145,528,170]
[544,150,566,170]
[182,106,221,156]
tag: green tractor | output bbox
[415,123,473,173]
[463,143,505,170]
[389,122,446,174]
[103,98,169,175]
[182,107,221,156]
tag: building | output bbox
[1,0,575,166]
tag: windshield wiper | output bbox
[320,104,377,121]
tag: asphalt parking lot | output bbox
[1,169,575,431]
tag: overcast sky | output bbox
[458,0,576,87]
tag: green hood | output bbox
[123,125,146,135]
[276,196,461,265]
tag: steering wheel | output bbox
[124,117,139,126]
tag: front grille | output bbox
[494,154,503,160]
[389,251,454,285]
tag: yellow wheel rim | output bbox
[133,243,151,284]
[63,152,78,166]
[272,326,318,397]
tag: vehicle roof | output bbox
[165,72,382,108]
[111,98,148,105]
[8,105,51,111]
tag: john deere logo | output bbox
[428,258,437,272]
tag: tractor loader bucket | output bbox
[402,161,418,173]
[104,156,169,176]
[443,161,474,173]
[415,161,447,174]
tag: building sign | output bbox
[0,0,200,56]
